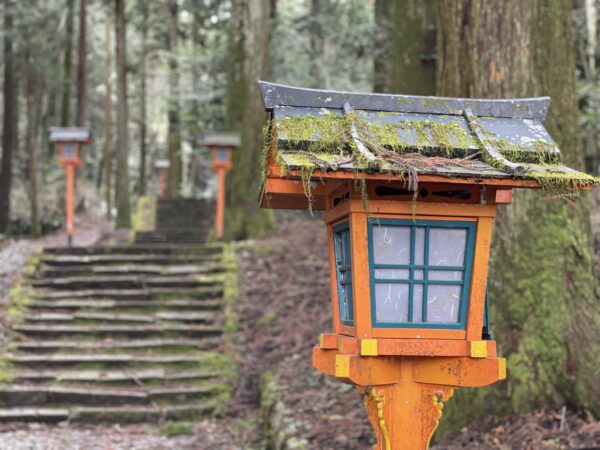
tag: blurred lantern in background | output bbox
[202,132,241,239]
[49,127,91,246]
[154,159,170,198]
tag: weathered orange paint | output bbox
[158,169,167,198]
[65,163,75,240]
[215,167,227,239]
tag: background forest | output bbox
[0,0,600,448]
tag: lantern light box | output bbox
[257,81,597,449]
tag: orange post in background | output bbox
[202,132,241,240]
[49,128,90,247]
[154,159,170,198]
[65,163,76,246]
[215,166,227,239]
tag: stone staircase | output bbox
[134,198,214,244]
[0,244,235,423]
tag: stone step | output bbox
[35,286,223,300]
[40,253,221,267]
[23,311,217,324]
[11,323,222,338]
[6,352,212,365]
[11,338,220,352]
[42,245,222,256]
[28,298,222,311]
[38,262,221,276]
[12,368,218,384]
[31,274,220,289]
[0,403,215,423]
[0,384,218,407]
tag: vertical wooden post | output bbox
[216,167,226,239]
[65,163,75,246]
[158,170,166,198]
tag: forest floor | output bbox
[0,211,598,449]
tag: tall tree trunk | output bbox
[25,68,41,238]
[436,0,600,425]
[75,0,87,126]
[166,0,181,198]
[115,0,131,228]
[103,11,113,220]
[61,0,76,126]
[224,0,274,239]
[138,0,148,196]
[0,2,17,234]
[374,0,436,94]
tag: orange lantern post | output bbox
[257,82,597,449]
[49,127,91,247]
[202,132,241,240]
[154,159,170,198]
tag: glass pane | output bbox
[375,283,409,323]
[374,268,409,280]
[413,284,423,322]
[414,269,424,280]
[414,227,425,265]
[429,228,467,267]
[372,226,411,265]
[428,270,463,281]
[64,143,76,157]
[340,284,352,322]
[427,284,461,323]
[216,148,229,161]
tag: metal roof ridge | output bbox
[258,81,551,121]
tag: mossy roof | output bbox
[259,81,597,187]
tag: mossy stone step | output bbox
[23,311,217,324]
[6,352,213,364]
[11,323,222,338]
[12,368,219,383]
[11,338,220,352]
[0,403,216,423]
[0,384,220,407]
[28,298,222,311]
[40,253,221,266]
[39,263,222,277]
[42,244,222,256]
[31,274,220,289]
[35,286,223,300]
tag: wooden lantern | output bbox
[154,159,170,198]
[257,82,597,449]
[202,132,241,239]
[49,127,91,246]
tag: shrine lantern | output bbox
[154,159,170,198]
[257,81,597,449]
[202,132,241,239]
[49,127,91,246]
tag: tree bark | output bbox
[166,0,181,198]
[75,0,87,126]
[61,0,76,126]
[25,66,41,238]
[138,0,148,196]
[115,0,131,228]
[224,0,274,239]
[103,10,113,220]
[0,1,17,233]
[436,0,600,421]
[374,0,436,94]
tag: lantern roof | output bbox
[202,132,241,148]
[259,81,597,187]
[154,159,170,169]
[49,127,91,143]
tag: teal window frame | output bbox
[367,218,476,329]
[333,222,354,326]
